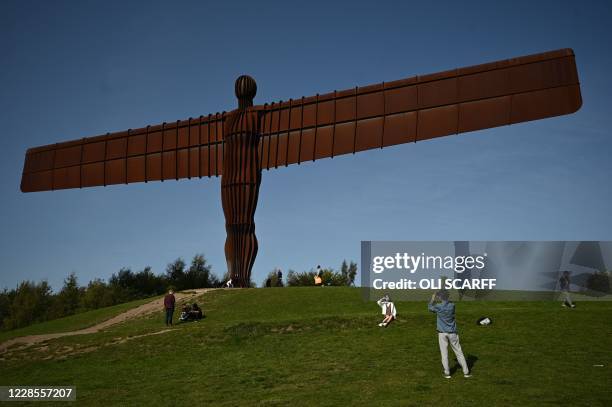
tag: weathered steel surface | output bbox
[21,48,581,192]
[21,115,226,192]
[257,48,581,168]
[20,49,582,286]
[221,76,261,287]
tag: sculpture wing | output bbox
[21,48,582,191]
[256,48,581,169]
[21,113,227,192]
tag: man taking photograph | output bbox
[428,290,471,379]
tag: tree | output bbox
[111,268,136,289]
[166,258,186,290]
[341,260,349,281]
[108,268,135,303]
[186,254,219,288]
[263,270,283,287]
[348,261,358,286]
[0,289,12,330]
[53,273,83,317]
[4,280,53,329]
[134,267,165,296]
[80,279,115,309]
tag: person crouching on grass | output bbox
[377,294,397,327]
[428,290,471,378]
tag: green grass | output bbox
[369,288,612,302]
[0,287,611,406]
[0,297,155,343]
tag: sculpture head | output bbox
[235,75,257,109]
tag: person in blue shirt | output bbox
[428,290,471,379]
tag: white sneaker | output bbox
[562,303,568,307]
[444,374,451,379]
[464,374,472,378]
[378,323,385,327]
[570,304,576,308]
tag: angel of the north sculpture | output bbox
[20,48,582,287]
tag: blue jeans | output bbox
[165,308,174,325]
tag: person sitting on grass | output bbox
[190,303,203,320]
[179,304,191,322]
[377,294,397,327]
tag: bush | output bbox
[287,270,317,286]
[1,253,219,333]
[287,261,358,287]
[586,271,611,294]
[263,270,284,287]
[2,280,53,330]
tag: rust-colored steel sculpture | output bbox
[221,76,261,287]
[21,48,582,287]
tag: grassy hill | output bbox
[0,297,156,343]
[0,287,610,406]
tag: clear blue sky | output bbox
[1,0,611,290]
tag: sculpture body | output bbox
[221,107,261,287]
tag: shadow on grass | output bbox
[450,354,478,374]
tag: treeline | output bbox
[263,260,358,287]
[0,254,219,331]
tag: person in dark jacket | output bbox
[190,303,203,320]
[277,269,283,287]
[164,289,176,326]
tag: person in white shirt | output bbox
[377,294,397,327]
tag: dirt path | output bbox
[0,288,214,353]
